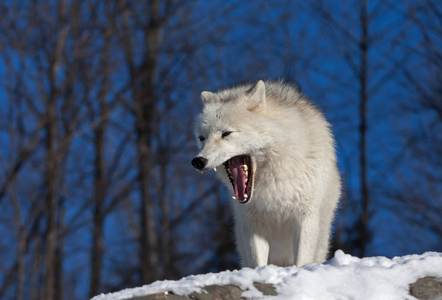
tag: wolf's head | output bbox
[191,80,277,204]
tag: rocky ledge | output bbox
[130,277,442,300]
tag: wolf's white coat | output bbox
[194,80,341,267]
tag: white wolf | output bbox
[192,80,341,268]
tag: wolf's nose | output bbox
[191,156,208,170]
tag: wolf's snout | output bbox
[191,156,208,170]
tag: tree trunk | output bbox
[159,147,170,279]
[16,227,26,300]
[89,122,106,297]
[358,0,369,258]
[43,97,58,300]
[89,25,111,298]
[135,75,159,283]
[135,0,163,284]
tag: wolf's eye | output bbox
[222,131,233,138]
[198,136,205,142]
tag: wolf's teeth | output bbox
[243,165,248,171]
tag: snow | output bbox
[92,250,442,300]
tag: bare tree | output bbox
[382,0,442,250]
[111,0,248,284]
[309,0,415,256]
[112,0,165,283]
[0,1,114,298]
[88,23,112,299]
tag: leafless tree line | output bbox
[0,0,440,299]
[307,0,441,256]
[0,1,241,299]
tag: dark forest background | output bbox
[0,1,440,299]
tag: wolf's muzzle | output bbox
[191,156,208,171]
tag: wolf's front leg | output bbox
[293,214,320,267]
[234,216,269,268]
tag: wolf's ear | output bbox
[201,91,216,104]
[246,80,266,111]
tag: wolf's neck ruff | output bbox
[224,155,253,203]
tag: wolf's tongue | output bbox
[231,157,246,199]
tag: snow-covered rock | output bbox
[92,250,442,300]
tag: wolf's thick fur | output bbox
[192,80,341,267]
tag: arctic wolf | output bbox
[191,80,341,267]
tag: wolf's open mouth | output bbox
[223,155,254,204]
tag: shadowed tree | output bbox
[309,0,414,256]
